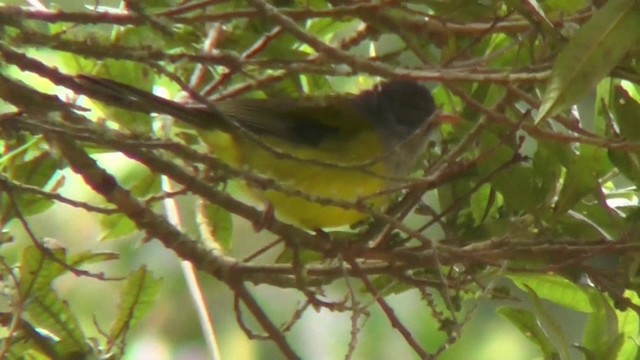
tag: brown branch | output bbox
[346,257,430,359]
[0,173,118,215]
[0,5,592,36]
[231,282,300,359]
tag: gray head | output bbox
[354,80,436,147]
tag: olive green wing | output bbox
[215,98,366,147]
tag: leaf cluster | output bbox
[2,0,640,359]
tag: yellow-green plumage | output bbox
[204,121,388,228]
[77,76,437,229]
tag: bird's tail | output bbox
[75,75,228,131]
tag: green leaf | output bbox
[611,85,640,141]
[582,289,623,360]
[554,145,610,215]
[609,85,640,186]
[497,306,559,358]
[98,165,160,240]
[108,267,162,344]
[477,131,539,211]
[493,166,539,212]
[2,320,69,360]
[199,202,233,251]
[469,183,501,225]
[19,246,66,298]
[20,247,118,292]
[525,284,571,360]
[608,149,640,187]
[1,151,62,221]
[615,291,640,360]
[509,274,592,312]
[67,251,120,267]
[275,247,323,265]
[531,141,563,212]
[19,246,90,357]
[536,0,640,123]
[99,213,137,241]
[545,0,588,13]
[128,171,162,198]
[563,198,624,240]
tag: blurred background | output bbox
[1,0,612,359]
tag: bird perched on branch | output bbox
[76,75,438,229]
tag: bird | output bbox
[76,75,438,229]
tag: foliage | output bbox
[1,0,640,359]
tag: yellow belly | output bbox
[201,130,390,229]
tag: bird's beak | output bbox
[434,113,462,125]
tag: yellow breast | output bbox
[202,129,391,229]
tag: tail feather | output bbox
[75,75,228,131]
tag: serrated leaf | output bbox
[21,247,117,288]
[18,246,89,356]
[67,251,120,267]
[5,319,61,359]
[497,306,559,358]
[19,246,66,298]
[1,152,62,220]
[536,0,640,123]
[13,248,117,358]
[108,267,162,343]
[25,290,90,357]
